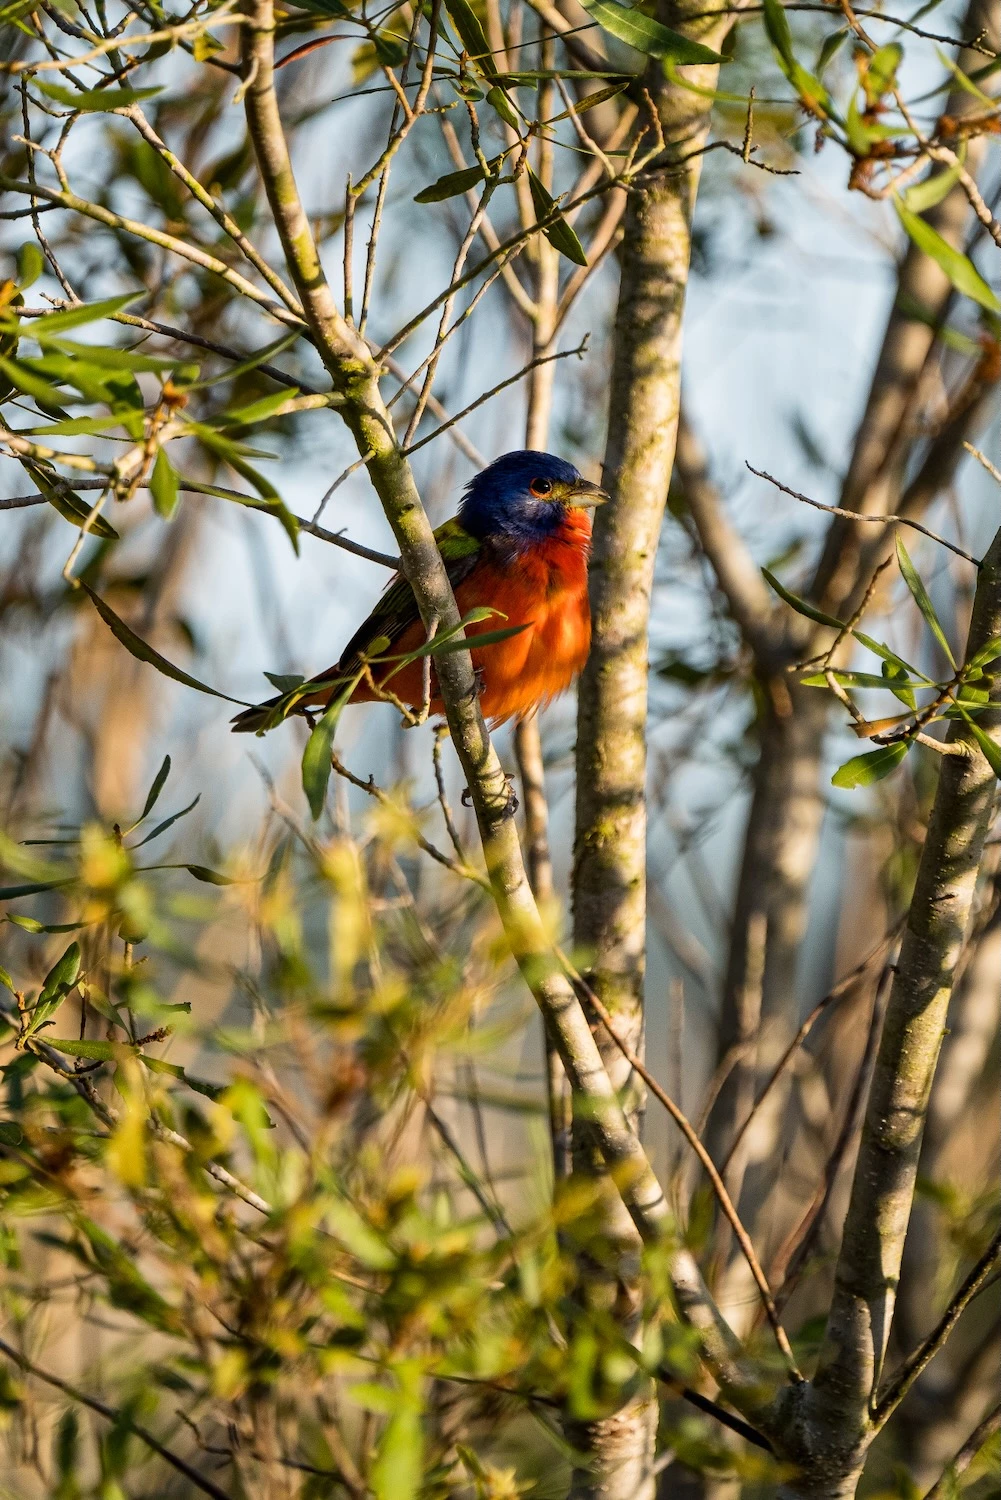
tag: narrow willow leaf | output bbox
[185,329,302,391]
[831,741,910,788]
[895,533,957,668]
[31,474,120,541]
[0,353,76,408]
[585,0,722,63]
[141,862,243,886]
[302,676,361,821]
[35,81,163,110]
[800,669,914,690]
[139,755,171,822]
[882,658,917,710]
[761,568,844,629]
[219,388,299,426]
[968,635,1001,669]
[526,167,587,267]
[863,42,902,105]
[150,447,180,520]
[17,293,142,336]
[444,0,495,71]
[80,583,248,704]
[957,708,1001,777]
[264,671,305,692]
[44,1037,121,1060]
[128,796,201,850]
[143,1056,225,1099]
[894,197,1000,312]
[761,0,833,115]
[414,163,486,204]
[431,622,530,655]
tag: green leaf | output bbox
[585,0,723,64]
[962,713,1001,777]
[184,329,302,391]
[27,941,81,1032]
[762,568,844,629]
[0,353,76,408]
[80,583,248,704]
[138,755,171,823]
[761,0,833,115]
[831,741,911,788]
[143,1056,224,1100]
[816,28,848,76]
[44,1037,121,1061]
[150,447,180,520]
[16,242,44,290]
[863,42,902,106]
[443,0,496,72]
[882,657,917,710]
[218,389,297,426]
[16,293,142,337]
[800,669,914,690]
[903,160,963,215]
[264,671,305,692]
[430,622,531,655]
[128,795,201,850]
[414,163,486,203]
[967,635,1001,670]
[29,472,120,541]
[35,81,163,111]
[895,533,957,668]
[0,880,72,899]
[894,196,1000,312]
[526,167,587,267]
[302,676,362,821]
[141,863,243,886]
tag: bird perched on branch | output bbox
[231,450,607,734]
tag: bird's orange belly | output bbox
[351,553,591,723]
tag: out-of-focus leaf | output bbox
[958,709,1001,777]
[143,1057,225,1100]
[150,447,180,520]
[832,741,911,788]
[585,0,722,63]
[264,671,305,692]
[141,863,245,886]
[80,583,248,704]
[219,388,298,426]
[903,160,963,214]
[0,354,75,408]
[370,1364,424,1500]
[894,196,1001,312]
[414,163,486,203]
[186,330,301,391]
[862,42,902,106]
[11,293,142,337]
[35,81,163,110]
[762,0,833,115]
[302,675,361,821]
[527,167,588,267]
[16,243,44,290]
[895,533,957,668]
[816,28,848,75]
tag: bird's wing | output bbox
[330,517,482,677]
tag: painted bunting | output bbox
[231,450,607,733]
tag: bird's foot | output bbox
[461,773,518,820]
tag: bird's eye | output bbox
[530,478,553,497]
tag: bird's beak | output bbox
[568,478,609,508]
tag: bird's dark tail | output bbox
[231,696,284,734]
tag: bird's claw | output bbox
[461,774,518,820]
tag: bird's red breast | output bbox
[350,507,593,723]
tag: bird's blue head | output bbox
[458,450,607,550]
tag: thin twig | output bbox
[922,1403,1001,1500]
[874,1228,1001,1424]
[0,1336,232,1500]
[746,464,982,567]
[555,949,804,1384]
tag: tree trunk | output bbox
[570,3,734,1488]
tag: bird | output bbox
[231,450,607,734]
